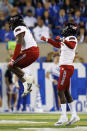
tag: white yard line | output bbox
[0,112,87,114]
[0,120,48,124]
[19,127,87,131]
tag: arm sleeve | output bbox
[64,40,76,49]
[64,36,77,49]
[47,39,61,48]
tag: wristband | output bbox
[46,38,48,42]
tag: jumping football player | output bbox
[41,22,80,126]
[8,15,39,97]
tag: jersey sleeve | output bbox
[64,36,77,49]
[47,39,61,48]
[14,26,25,37]
[68,36,77,43]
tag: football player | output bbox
[41,22,80,126]
[8,15,39,97]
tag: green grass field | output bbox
[0,113,87,131]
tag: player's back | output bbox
[14,26,37,50]
[59,36,77,66]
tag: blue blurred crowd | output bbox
[0,0,87,43]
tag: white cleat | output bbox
[22,75,33,97]
[54,115,68,126]
[66,115,80,126]
[22,83,32,97]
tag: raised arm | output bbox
[41,36,61,48]
[63,39,76,49]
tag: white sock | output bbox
[23,75,33,83]
[68,101,77,117]
[61,104,67,117]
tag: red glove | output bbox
[8,59,15,66]
[55,36,63,42]
[41,36,46,41]
[55,36,61,40]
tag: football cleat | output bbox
[66,115,80,126]
[54,115,68,126]
[22,83,32,97]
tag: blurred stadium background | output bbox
[0,0,87,130]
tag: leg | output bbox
[8,65,25,82]
[65,89,80,125]
[58,65,75,104]
[63,74,80,125]
[7,93,12,111]
[58,90,66,104]
[64,81,73,103]
[64,90,73,103]
[13,93,17,111]
[8,47,39,97]
[8,47,39,82]
[55,66,69,126]
[53,85,59,110]
[58,90,67,117]
[64,73,77,118]
[57,66,69,113]
[66,96,80,125]
[55,89,68,126]
[8,65,32,97]
[15,47,39,97]
[58,95,61,109]
[14,47,39,68]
